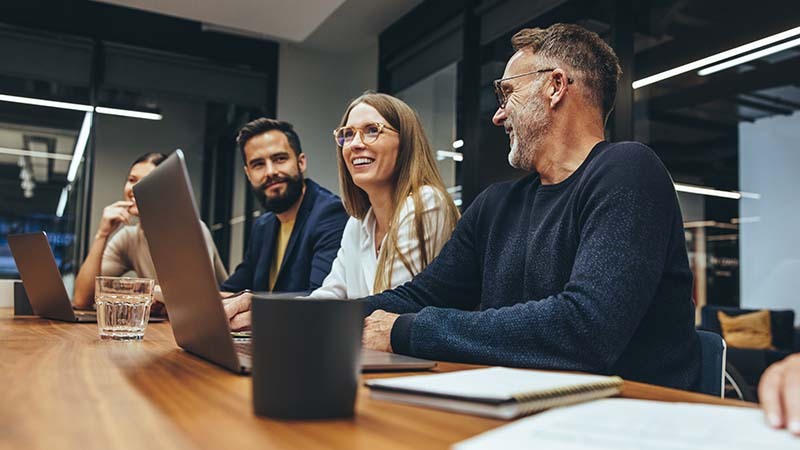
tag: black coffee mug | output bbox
[251,295,365,419]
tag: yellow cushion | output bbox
[717,310,775,350]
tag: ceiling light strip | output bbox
[697,36,800,76]
[0,93,162,120]
[633,25,800,89]
[95,106,162,121]
[0,146,73,161]
[0,93,94,112]
[66,112,93,182]
[55,186,69,218]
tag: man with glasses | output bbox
[362,23,701,391]
[220,118,347,315]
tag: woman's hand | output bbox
[97,201,135,238]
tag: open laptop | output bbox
[8,232,97,322]
[134,150,436,374]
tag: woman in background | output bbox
[72,152,227,313]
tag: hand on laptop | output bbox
[362,309,399,353]
[223,291,253,331]
[760,353,800,435]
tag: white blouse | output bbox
[309,186,452,299]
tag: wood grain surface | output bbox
[0,309,752,449]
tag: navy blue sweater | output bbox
[366,141,701,390]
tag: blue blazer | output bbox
[221,179,348,293]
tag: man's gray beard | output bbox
[508,98,550,172]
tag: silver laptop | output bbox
[8,232,97,322]
[134,150,436,374]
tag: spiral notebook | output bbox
[366,367,623,420]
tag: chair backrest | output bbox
[696,330,727,397]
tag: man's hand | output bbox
[362,309,399,353]
[760,353,800,435]
[223,292,253,331]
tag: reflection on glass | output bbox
[395,63,459,204]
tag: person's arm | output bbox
[760,353,800,434]
[381,149,681,373]
[307,201,349,290]
[72,201,134,309]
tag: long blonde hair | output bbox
[335,92,461,293]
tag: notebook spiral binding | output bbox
[511,376,624,416]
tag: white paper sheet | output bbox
[454,398,800,450]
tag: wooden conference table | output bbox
[0,309,752,450]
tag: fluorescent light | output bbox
[674,183,742,199]
[633,25,800,89]
[452,139,464,149]
[0,93,94,112]
[55,186,69,218]
[66,112,93,182]
[95,106,162,121]
[0,146,73,161]
[698,36,800,76]
[0,93,162,120]
[436,150,464,162]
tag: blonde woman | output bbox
[309,92,460,298]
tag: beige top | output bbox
[101,223,228,284]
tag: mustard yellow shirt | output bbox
[268,218,295,291]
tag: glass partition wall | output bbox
[381,0,800,316]
[0,7,278,283]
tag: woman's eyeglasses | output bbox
[333,122,397,147]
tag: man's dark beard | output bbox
[253,173,304,213]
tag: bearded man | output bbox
[220,118,348,295]
[360,24,701,391]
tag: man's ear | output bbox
[297,153,307,174]
[549,69,570,108]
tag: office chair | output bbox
[696,330,727,397]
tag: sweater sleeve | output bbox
[365,188,488,314]
[388,147,682,373]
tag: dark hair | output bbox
[236,118,302,161]
[511,23,622,122]
[130,152,166,170]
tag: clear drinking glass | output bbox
[95,276,155,340]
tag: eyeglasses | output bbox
[493,68,574,109]
[333,122,397,147]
